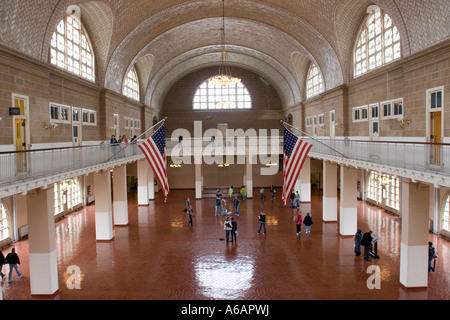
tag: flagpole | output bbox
[104,118,167,163]
[282,120,347,158]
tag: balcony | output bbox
[1,136,449,198]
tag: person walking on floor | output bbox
[354,229,362,256]
[224,217,233,242]
[294,210,302,235]
[257,212,266,235]
[186,206,194,226]
[260,187,266,200]
[240,186,247,200]
[5,248,22,282]
[303,212,313,234]
[0,250,5,280]
[270,185,276,200]
[231,217,237,242]
[221,197,228,216]
[233,196,240,216]
[428,241,436,272]
[361,230,373,261]
[295,191,300,208]
[215,196,221,216]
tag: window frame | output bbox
[306,63,325,99]
[352,105,369,122]
[381,98,403,119]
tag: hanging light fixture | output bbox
[209,0,241,87]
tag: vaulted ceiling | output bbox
[1,0,449,110]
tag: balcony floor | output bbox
[1,188,449,301]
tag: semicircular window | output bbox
[193,78,252,110]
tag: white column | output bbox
[339,166,357,236]
[323,161,338,221]
[399,180,430,287]
[246,155,254,198]
[137,159,148,206]
[27,187,58,295]
[147,165,155,200]
[195,157,203,199]
[94,170,114,240]
[299,157,311,202]
[113,165,128,225]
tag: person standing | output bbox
[228,186,234,199]
[257,212,266,235]
[354,229,362,256]
[361,230,373,261]
[295,191,300,208]
[294,210,303,235]
[215,196,221,216]
[5,248,22,282]
[186,206,194,227]
[240,186,247,200]
[303,212,313,234]
[224,217,233,242]
[231,217,237,242]
[221,197,227,216]
[260,187,266,200]
[290,192,295,208]
[0,250,5,279]
[186,197,191,209]
[233,196,240,216]
[270,185,276,200]
[428,241,436,272]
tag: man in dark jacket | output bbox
[361,231,373,261]
[5,248,22,282]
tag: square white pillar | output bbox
[339,166,357,236]
[299,157,311,202]
[399,180,430,287]
[113,165,128,226]
[147,166,155,200]
[94,170,113,240]
[27,187,58,295]
[195,160,203,199]
[323,162,338,221]
[137,159,148,206]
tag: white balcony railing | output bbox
[0,137,449,189]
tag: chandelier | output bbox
[209,0,241,87]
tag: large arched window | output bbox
[306,63,324,99]
[0,201,10,241]
[354,6,401,78]
[193,78,252,110]
[123,66,140,101]
[50,15,95,82]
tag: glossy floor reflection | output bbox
[1,188,449,300]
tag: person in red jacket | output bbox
[294,210,303,235]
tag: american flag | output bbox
[281,126,312,206]
[138,124,169,202]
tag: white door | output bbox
[72,124,81,146]
[329,110,335,139]
[369,103,379,141]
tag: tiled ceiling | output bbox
[0,0,448,110]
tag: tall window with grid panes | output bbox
[0,202,10,241]
[367,171,399,211]
[123,66,140,101]
[354,6,401,78]
[54,179,82,215]
[306,63,324,99]
[193,78,251,110]
[50,15,95,82]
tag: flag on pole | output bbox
[281,126,312,206]
[138,123,169,202]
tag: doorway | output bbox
[427,87,444,166]
[12,94,29,173]
[369,103,379,141]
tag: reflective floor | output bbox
[1,188,449,300]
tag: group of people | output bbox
[110,134,138,145]
[353,229,381,261]
[215,188,242,216]
[0,248,22,283]
[292,209,313,235]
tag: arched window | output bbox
[354,6,401,78]
[123,66,140,101]
[442,196,450,233]
[193,78,251,110]
[0,201,10,241]
[50,15,95,82]
[306,63,324,99]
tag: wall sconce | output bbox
[335,123,343,128]
[44,122,58,130]
[397,117,410,126]
[170,163,182,168]
[218,163,230,168]
[265,161,278,167]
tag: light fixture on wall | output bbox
[265,161,278,167]
[170,163,182,168]
[335,123,343,128]
[44,122,58,130]
[218,163,230,168]
[397,117,410,126]
[208,0,241,88]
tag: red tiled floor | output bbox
[1,188,449,300]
